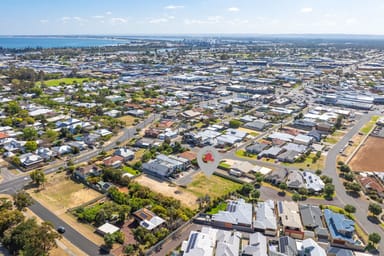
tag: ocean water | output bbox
[0,36,131,49]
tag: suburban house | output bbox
[103,155,124,168]
[302,171,324,193]
[286,170,306,190]
[35,147,57,161]
[215,229,242,256]
[73,165,102,182]
[277,201,305,239]
[323,209,364,250]
[299,204,329,241]
[298,238,327,256]
[96,223,120,236]
[52,145,72,156]
[265,169,288,185]
[272,236,298,256]
[241,232,267,256]
[19,153,44,168]
[246,143,269,154]
[327,247,354,256]
[211,199,253,232]
[181,227,242,256]
[181,227,218,256]
[133,208,165,231]
[113,148,135,162]
[142,154,188,178]
[244,120,270,131]
[253,200,278,236]
[357,176,384,198]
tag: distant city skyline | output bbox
[1,0,384,35]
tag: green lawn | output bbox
[281,153,325,170]
[235,150,257,159]
[207,202,227,214]
[36,78,92,87]
[218,162,231,170]
[122,166,140,175]
[184,173,242,199]
[360,115,379,135]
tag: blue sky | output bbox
[1,0,384,35]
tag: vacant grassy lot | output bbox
[29,172,105,246]
[184,173,242,199]
[135,175,198,209]
[128,149,145,165]
[36,77,92,87]
[235,149,257,159]
[30,172,102,211]
[360,115,379,135]
[118,115,138,127]
[282,153,325,170]
[324,130,346,144]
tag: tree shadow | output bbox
[367,216,380,224]
[346,191,360,198]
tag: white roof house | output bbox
[268,132,294,142]
[215,229,241,256]
[96,223,120,236]
[212,199,253,227]
[181,227,216,256]
[254,200,277,235]
[299,238,326,256]
[242,232,268,256]
[302,171,325,192]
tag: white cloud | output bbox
[300,7,313,13]
[60,16,87,24]
[184,16,223,25]
[227,19,248,25]
[228,7,240,12]
[110,17,128,24]
[39,19,48,24]
[346,18,357,25]
[149,18,168,24]
[60,17,71,23]
[92,15,104,19]
[164,5,184,10]
[106,11,112,15]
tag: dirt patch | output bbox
[350,136,384,172]
[118,115,138,126]
[31,172,102,211]
[29,172,105,246]
[135,175,198,209]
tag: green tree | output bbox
[368,203,382,217]
[0,209,24,236]
[292,193,301,201]
[369,232,381,246]
[279,182,287,195]
[324,184,335,198]
[13,191,33,211]
[4,101,21,115]
[24,141,38,152]
[30,169,46,187]
[22,127,38,140]
[239,183,253,196]
[344,204,356,214]
[229,119,242,128]
[104,233,115,249]
[2,218,60,256]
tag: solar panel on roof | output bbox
[278,202,283,214]
[186,233,198,253]
[140,212,148,219]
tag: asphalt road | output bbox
[324,111,384,254]
[29,200,110,256]
[0,114,160,256]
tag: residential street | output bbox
[323,110,384,253]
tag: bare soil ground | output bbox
[135,175,198,209]
[350,136,384,172]
[29,172,105,245]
